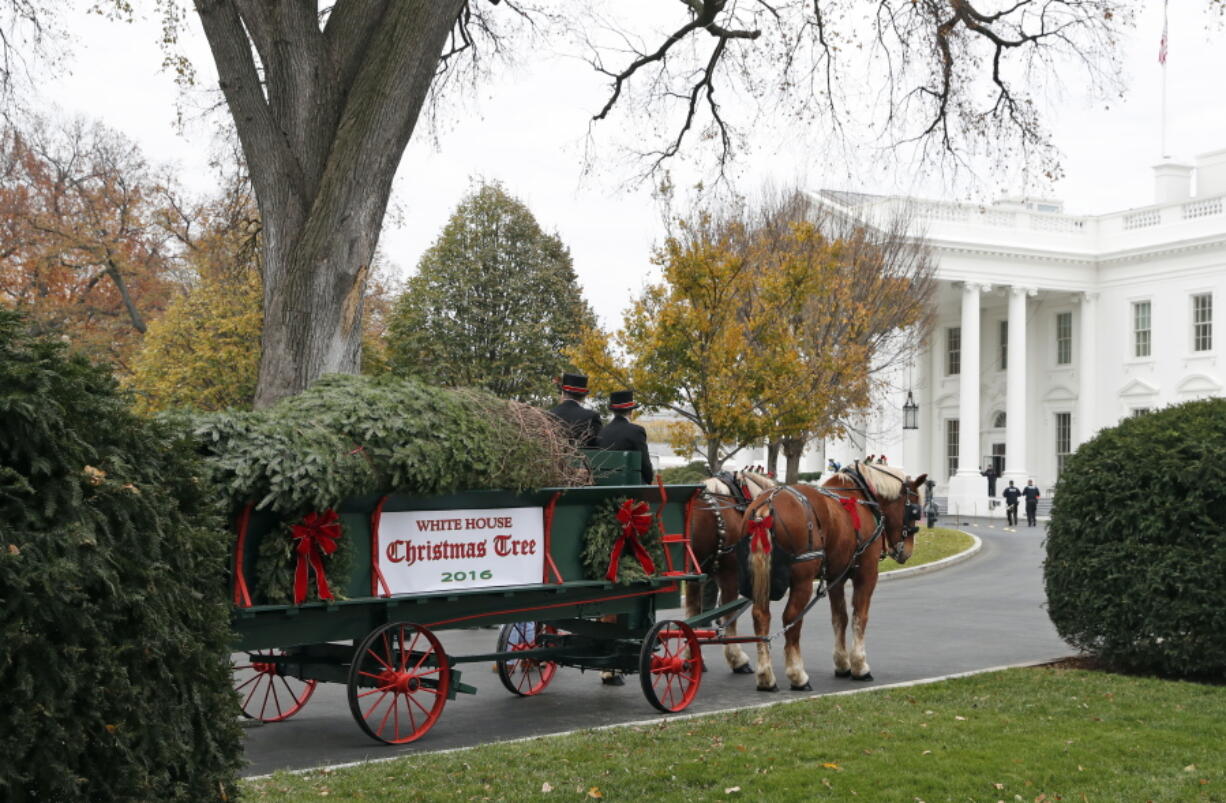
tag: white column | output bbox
[1003,286,1033,485]
[955,282,984,478]
[947,282,989,512]
[1078,292,1098,444]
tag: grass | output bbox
[242,666,1225,801]
[880,526,975,573]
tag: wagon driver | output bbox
[547,372,602,448]
[596,390,653,484]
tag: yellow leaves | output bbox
[587,787,603,798]
[6,544,19,556]
[83,465,107,486]
[821,762,843,770]
[540,782,554,793]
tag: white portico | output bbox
[814,148,1226,511]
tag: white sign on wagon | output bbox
[375,507,545,594]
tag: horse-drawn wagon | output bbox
[229,451,754,745]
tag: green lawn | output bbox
[880,526,975,573]
[243,666,1225,801]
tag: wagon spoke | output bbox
[366,647,394,673]
[364,690,391,722]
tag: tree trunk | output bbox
[782,436,806,484]
[194,0,466,407]
[705,439,723,475]
[766,439,781,477]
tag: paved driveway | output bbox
[241,518,1070,776]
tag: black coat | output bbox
[1002,486,1022,506]
[596,415,654,484]
[1022,485,1041,505]
[547,399,602,448]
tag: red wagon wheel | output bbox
[639,619,702,713]
[347,622,450,744]
[233,650,318,722]
[496,621,559,697]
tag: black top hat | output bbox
[609,390,638,411]
[558,372,590,395]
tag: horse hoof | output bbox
[757,684,779,693]
[834,668,852,678]
[851,672,874,682]
[732,664,755,675]
[790,682,813,691]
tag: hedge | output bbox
[1044,398,1226,678]
[0,310,242,800]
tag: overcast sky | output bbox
[37,1,1226,327]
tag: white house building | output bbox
[815,149,1226,512]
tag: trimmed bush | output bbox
[0,310,241,800]
[659,460,710,484]
[1044,398,1226,678]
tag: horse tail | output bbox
[746,510,773,612]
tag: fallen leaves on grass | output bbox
[724,786,741,794]
[541,782,553,793]
[587,787,603,799]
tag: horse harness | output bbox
[699,472,756,571]
[754,466,896,637]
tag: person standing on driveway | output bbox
[1022,479,1041,527]
[1002,480,1021,527]
[981,464,998,497]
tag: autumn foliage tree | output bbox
[747,193,935,480]
[572,189,934,480]
[0,115,175,370]
[572,204,772,471]
[127,159,263,413]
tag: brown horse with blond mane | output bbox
[683,469,776,674]
[733,461,927,691]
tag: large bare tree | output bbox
[4,1,1126,404]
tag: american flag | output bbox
[1159,0,1169,65]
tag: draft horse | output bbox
[734,462,927,691]
[683,469,776,674]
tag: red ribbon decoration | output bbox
[606,499,656,582]
[747,514,773,554]
[839,497,861,530]
[291,510,342,604]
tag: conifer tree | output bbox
[387,181,595,404]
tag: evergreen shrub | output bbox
[0,310,241,800]
[1044,398,1226,678]
[659,461,709,484]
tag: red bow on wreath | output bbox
[747,514,773,554]
[606,499,656,582]
[839,497,861,530]
[291,509,342,604]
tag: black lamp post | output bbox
[903,390,919,430]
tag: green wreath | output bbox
[580,498,666,585]
[253,512,354,605]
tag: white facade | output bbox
[818,150,1226,510]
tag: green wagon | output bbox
[229,451,751,744]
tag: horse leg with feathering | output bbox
[735,462,927,691]
[683,470,777,674]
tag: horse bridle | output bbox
[843,465,920,564]
[899,479,923,562]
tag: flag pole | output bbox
[1160,0,1169,159]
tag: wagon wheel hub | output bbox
[651,655,691,675]
[252,661,277,675]
[377,668,421,695]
